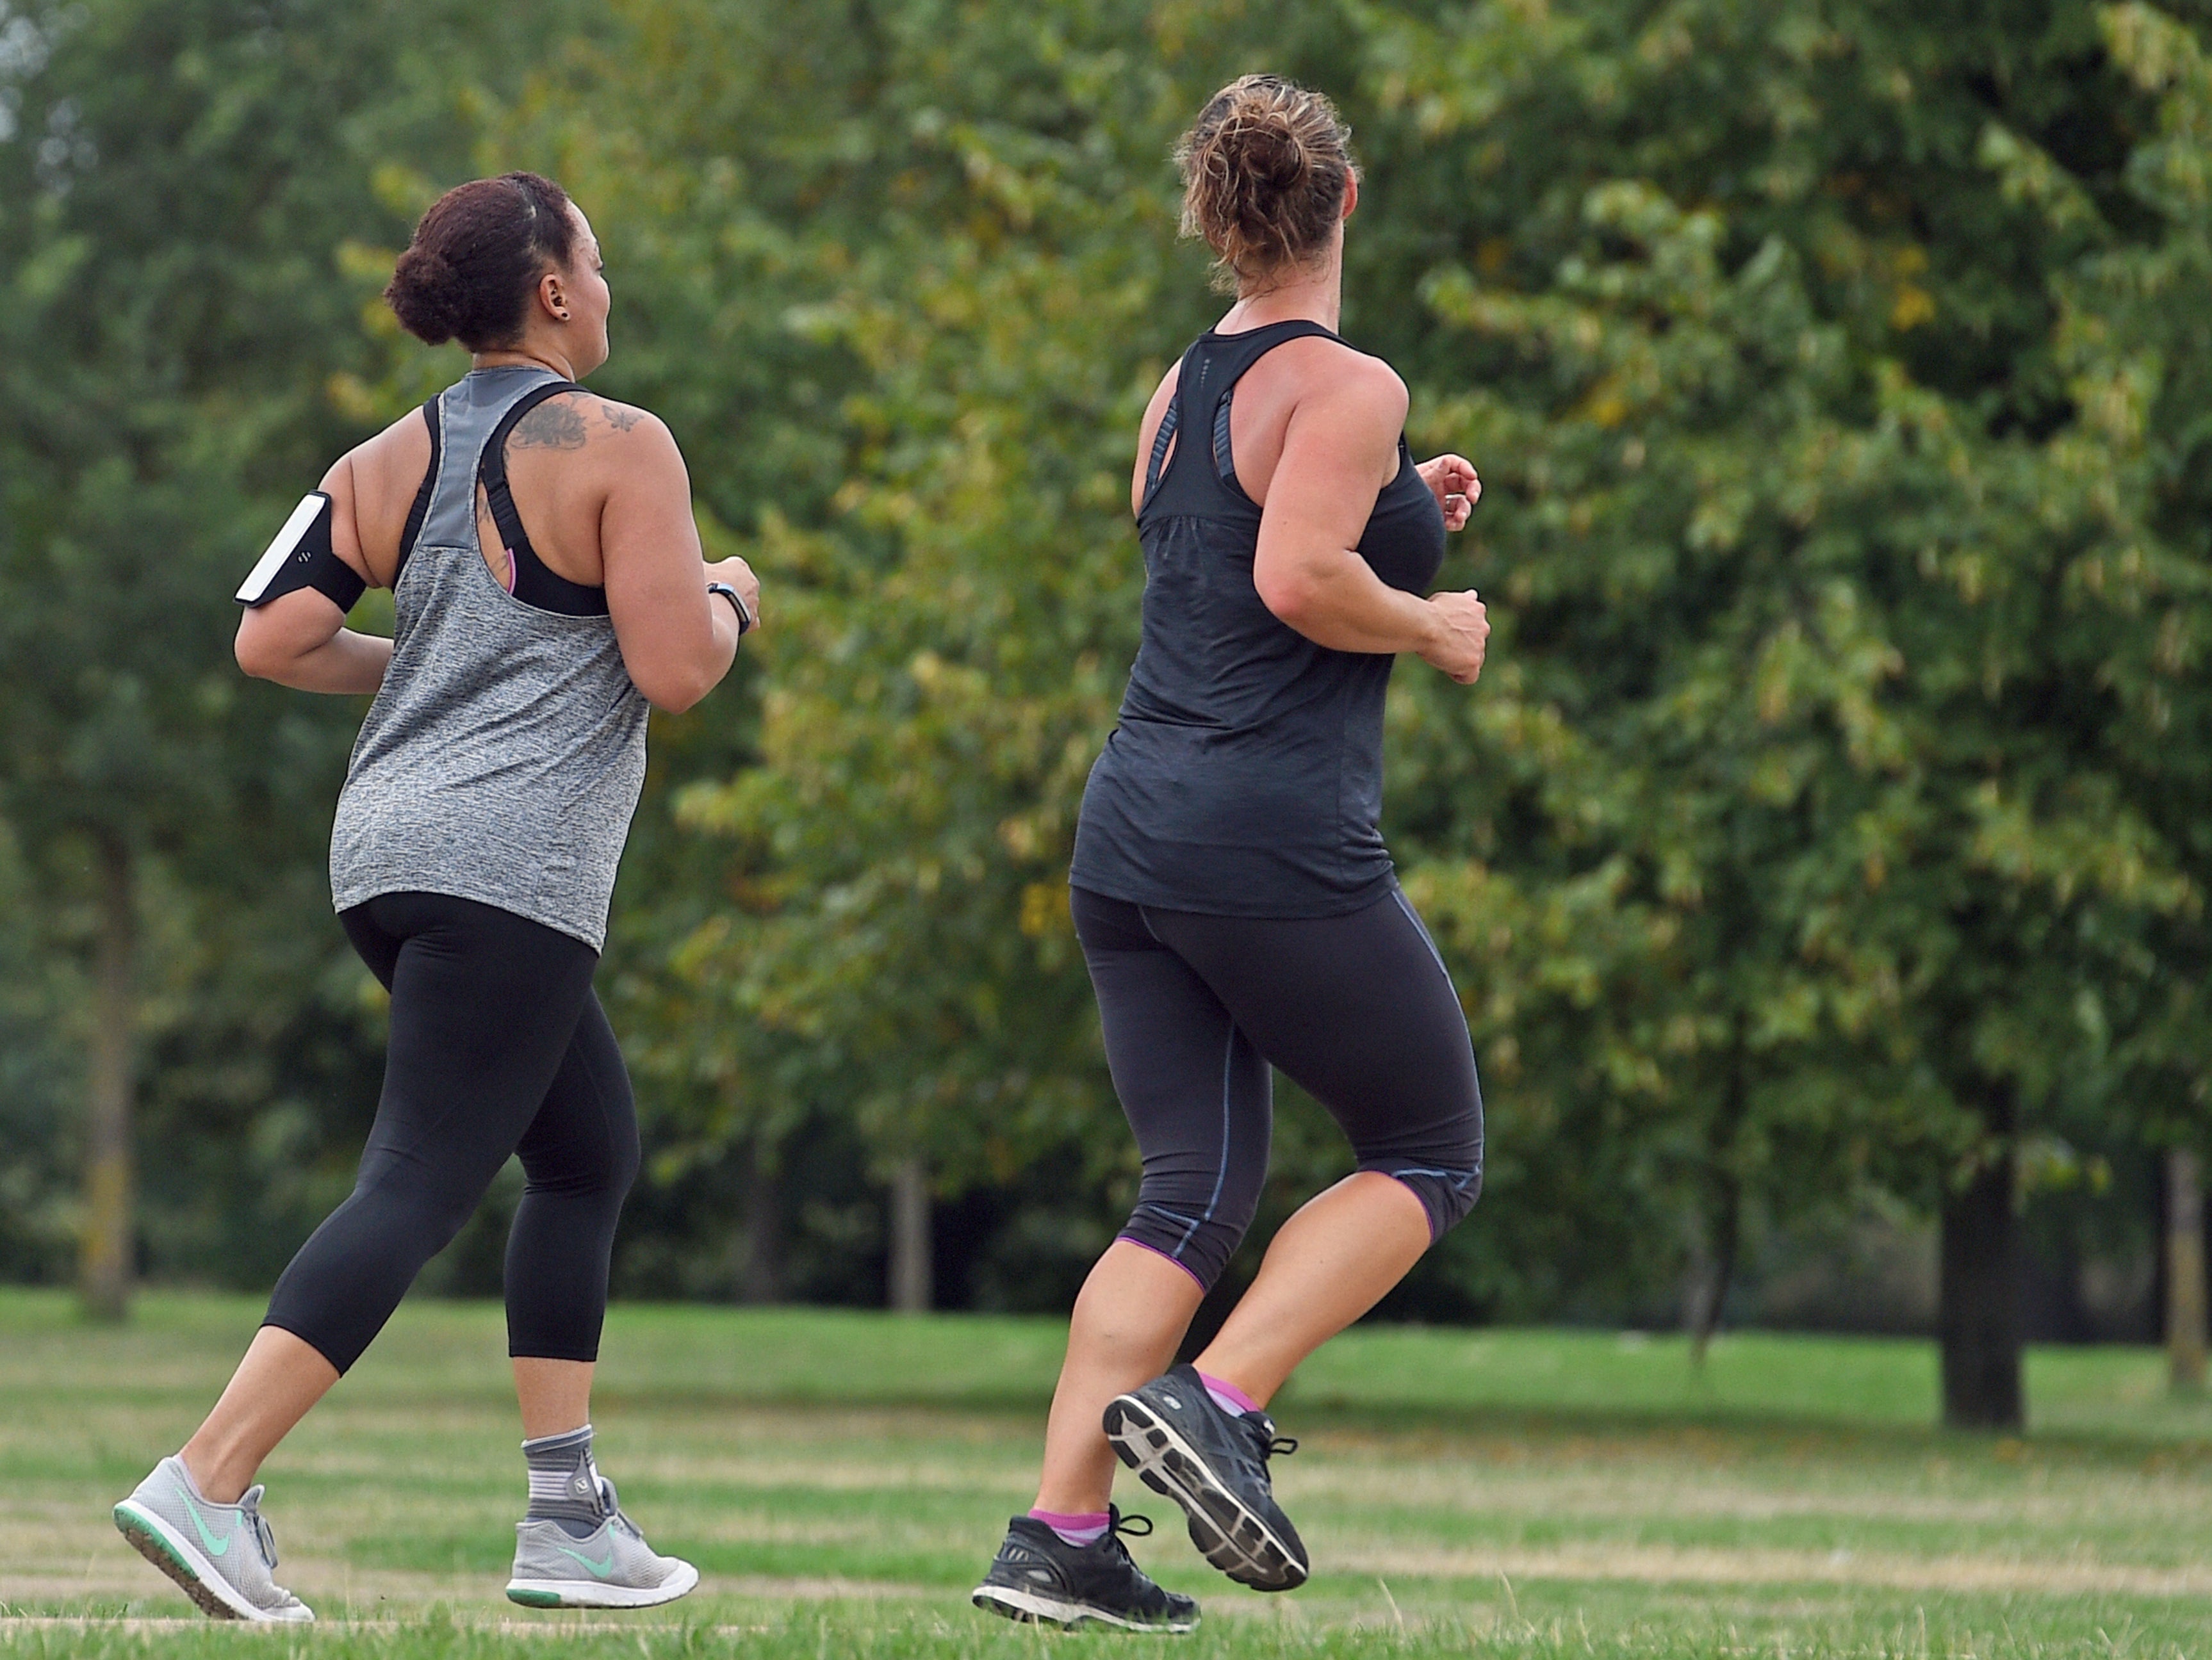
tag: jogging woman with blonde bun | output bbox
[113,172,757,1622]
[972,78,1488,1632]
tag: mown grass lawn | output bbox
[5,1289,2212,1657]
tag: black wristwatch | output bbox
[707,581,755,637]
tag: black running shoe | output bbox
[971,1507,1198,1632]
[1102,1364,1308,1591]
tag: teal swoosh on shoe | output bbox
[557,1543,618,1577]
[114,1458,313,1622]
[176,1488,233,1559]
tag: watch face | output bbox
[710,584,751,631]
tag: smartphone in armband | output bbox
[235,492,366,614]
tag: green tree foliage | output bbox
[543,0,2212,1396]
[1352,0,2212,1418]
[497,3,1184,1293]
[4,0,2209,1399]
[521,1,1405,1303]
[2075,6,2212,1152]
[0,0,575,1310]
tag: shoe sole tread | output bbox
[112,1502,311,1623]
[1102,1397,1307,1591]
[971,1584,1196,1633]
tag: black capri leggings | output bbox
[1074,883,1483,1293]
[262,891,640,1373]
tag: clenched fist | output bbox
[1421,589,1489,684]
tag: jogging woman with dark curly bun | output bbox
[113,172,757,1622]
[971,77,1488,1634]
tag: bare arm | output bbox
[234,590,393,692]
[599,415,751,713]
[1251,370,1489,681]
[234,453,393,694]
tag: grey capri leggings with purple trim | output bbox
[1072,882,1483,1292]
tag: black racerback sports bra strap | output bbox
[1139,388,1248,500]
[476,380,611,618]
[1140,320,1341,523]
[1142,399,1181,501]
[394,398,443,578]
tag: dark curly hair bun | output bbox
[384,172,580,352]
[384,245,466,345]
[1176,76,1354,294]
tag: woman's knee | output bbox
[1355,1093,1484,1241]
[347,1162,489,1258]
[1118,1161,1265,1293]
[1365,1157,1482,1241]
[520,1136,637,1208]
[1117,1205,1246,1292]
[1358,1094,1484,1240]
[516,1069,639,1205]
[591,1082,641,1201]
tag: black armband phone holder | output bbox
[234,492,366,614]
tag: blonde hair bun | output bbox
[1176,76,1354,293]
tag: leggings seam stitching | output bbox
[1167,1021,1238,1264]
[1390,888,1456,991]
[1377,1164,1479,1183]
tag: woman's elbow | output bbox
[635,664,717,714]
[234,618,287,681]
[1254,569,1322,631]
[645,685,705,716]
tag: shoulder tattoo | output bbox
[511,398,590,450]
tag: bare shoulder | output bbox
[510,390,673,455]
[1286,336,1407,419]
[324,402,433,499]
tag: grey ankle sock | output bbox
[523,1424,606,1533]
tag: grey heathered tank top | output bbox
[329,366,651,951]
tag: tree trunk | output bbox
[78,835,136,1323]
[739,1135,782,1305]
[1685,1020,1747,1370]
[1938,1089,2022,1431]
[2167,1148,2206,1393]
[888,1155,931,1314]
[1685,1173,1739,1371]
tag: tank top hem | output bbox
[1065,866,1397,922]
[331,874,608,954]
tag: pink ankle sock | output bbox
[1198,1370,1261,1417]
[1029,1508,1111,1548]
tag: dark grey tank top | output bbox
[1070,322,1447,917]
[330,366,651,950]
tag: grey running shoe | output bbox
[112,1455,313,1622]
[1104,1364,1308,1591]
[507,1474,698,1609]
[971,1508,1197,1632]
